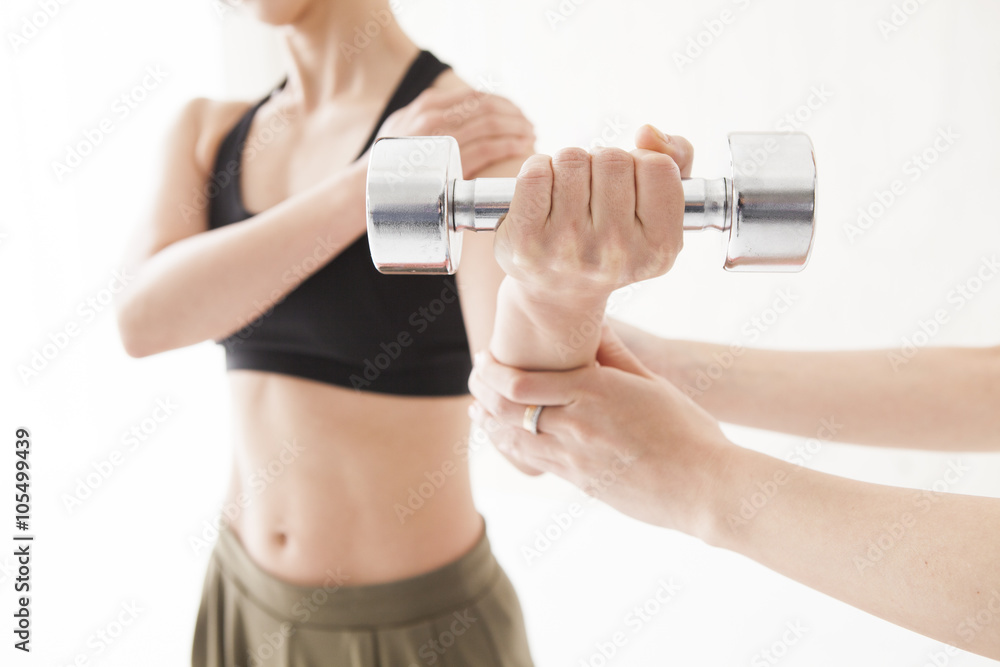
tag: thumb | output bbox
[596,320,655,378]
[634,125,693,178]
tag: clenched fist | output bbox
[494,125,692,302]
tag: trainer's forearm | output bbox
[694,346,1000,449]
[118,164,366,355]
[706,446,1000,658]
[489,278,608,371]
[614,319,1000,450]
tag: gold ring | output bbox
[522,405,543,435]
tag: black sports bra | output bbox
[208,51,473,396]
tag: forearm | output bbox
[615,320,1000,450]
[118,163,366,355]
[489,278,609,370]
[706,446,1000,658]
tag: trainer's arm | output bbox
[714,446,1000,659]
[469,329,1000,659]
[612,320,1000,450]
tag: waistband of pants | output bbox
[213,521,500,629]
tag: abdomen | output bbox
[221,370,481,586]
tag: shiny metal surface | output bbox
[452,177,515,232]
[366,137,463,274]
[724,133,816,272]
[682,178,729,233]
[366,133,816,275]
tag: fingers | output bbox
[422,89,529,135]
[442,90,523,119]
[595,321,654,377]
[549,148,592,237]
[469,403,569,477]
[631,147,684,269]
[634,125,694,178]
[500,449,547,477]
[468,372,569,435]
[459,135,535,178]
[449,113,535,146]
[471,351,585,406]
[590,148,637,237]
[505,154,553,232]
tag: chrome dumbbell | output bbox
[366,133,816,274]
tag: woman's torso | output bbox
[198,53,482,586]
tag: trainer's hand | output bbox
[376,87,536,178]
[493,125,691,301]
[469,321,733,537]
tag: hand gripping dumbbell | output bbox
[366,133,816,274]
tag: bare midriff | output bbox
[222,370,482,586]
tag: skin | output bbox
[485,125,692,475]
[612,320,1000,451]
[469,327,1000,658]
[466,117,1000,657]
[115,0,535,585]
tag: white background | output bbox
[2,0,1000,665]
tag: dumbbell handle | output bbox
[451,178,729,232]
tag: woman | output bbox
[115,0,536,664]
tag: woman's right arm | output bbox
[611,319,1000,451]
[115,98,368,357]
[117,89,535,357]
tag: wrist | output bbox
[491,277,610,370]
[502,276,611,316]
[323,158,366,205]
[689,442,755,548]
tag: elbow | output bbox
[120,335,157,360]
[115,296,162,359]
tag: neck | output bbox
[277,0,419,110]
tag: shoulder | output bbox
[427,67,534,134]
[171,96,255,175]
[428,67,472,94]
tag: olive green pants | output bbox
[191,523,533,667]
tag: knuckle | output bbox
[639,151,681,178]
[411,113,433,135]
[517,154,553,185]
[551,147,592,171]
[672,136,694,164]
[493,428,514,451]
[480,390,502,417]
[409,93,431,114]
[478,94,501,110]
[485,115,505,135]
[505,374,534,403]
[501,137,522,155]
[591,147,634,172]
[420,87,445,103]
[493,137,524,162]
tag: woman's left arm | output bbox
[426,71,534,355]
[468,325,1000,660]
